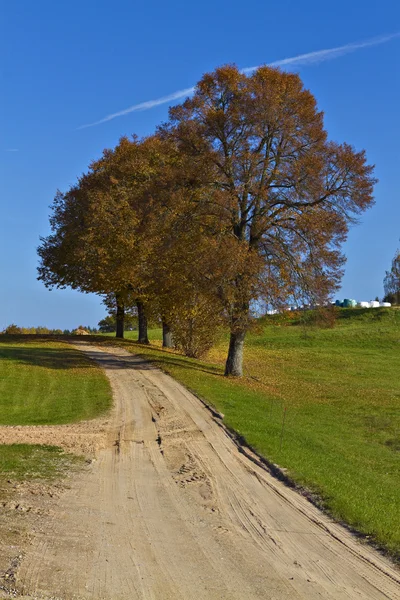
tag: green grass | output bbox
[0,336,109,488]
[102,328,162,341]
[96,308,400,559]
[0,444,84,480]
[0,336,112,425]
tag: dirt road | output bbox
[13,345,400,599]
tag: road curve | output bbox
[14,344,400,599]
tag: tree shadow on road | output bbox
[0,334,225,377]
[91,337,224,377]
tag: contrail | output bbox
[78,86,195,129]
[78,32,400,129]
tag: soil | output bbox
[0,343,399,599]
[0,414,110,458]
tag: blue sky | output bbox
[1,0,399,330]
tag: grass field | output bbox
[102,328,161,342]
[0,336,111,483]
[97,308,400,559]
[0,337,112,425]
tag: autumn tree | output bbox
[37,181,137,338]
[146,189,228,356]
[108,131,228,354]
[140,139,251,357]
[383,248,400,304]
[37,133,221,346]
[84,133,224,345]
[38,136,169,339]
[162,65,376,376]
[88,135,180,341]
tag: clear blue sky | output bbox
[1,0,399,330]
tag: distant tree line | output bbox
[37,65,376,376]
[1,324,98,335]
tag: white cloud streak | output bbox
[242,31,400,73]
[78,86,195,129]
[4,148,19,152]
[79,32,400,130]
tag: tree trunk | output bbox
[115,293,125,339]
[224,329,246,376]
[162,320,173,348]
[137,300,149,344]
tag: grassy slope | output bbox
[0,337,112,425]
[98,308,400,558]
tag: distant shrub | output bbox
[299,306,337,337]
[313,305,338,329]
[3,324,23,334]
[36,326,50,334]
[300,306,340,329]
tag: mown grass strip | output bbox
[0,337,112,425]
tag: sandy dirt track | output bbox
[10,344,400,599]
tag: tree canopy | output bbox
[161,65,376,374]
[38,64,376,376]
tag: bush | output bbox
[3,324,23,334]
[170,297,222,358]
[313,305,338,329]
[299,306,338,338]
[36,326,50,334]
